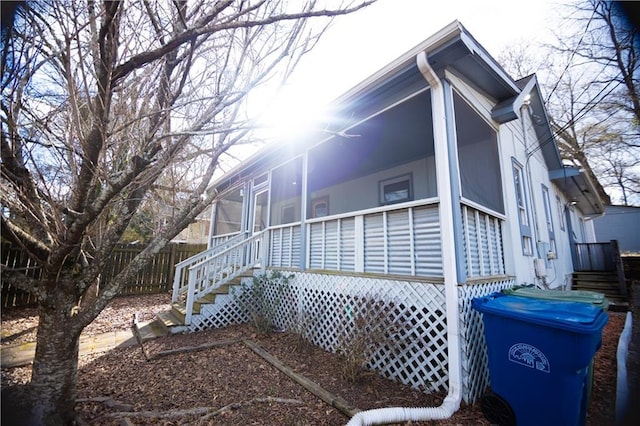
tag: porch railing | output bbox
[173,231,265,324]
[172,231,246,302]
[265,199,505,280]
[268,223,302,268]
[574,240,626,296]
[573,242,616,271]
[210,231,242,249]
[305,200,443,276]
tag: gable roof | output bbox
[208,21,606,218]
[211,21,522,191]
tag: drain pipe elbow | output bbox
[346,393,461,426]
[346,51,463,426]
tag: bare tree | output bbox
[497,0,640,206]
[0,1,375,424]
[549,0,639,205]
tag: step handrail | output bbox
[183,230,266,324]
[172,231,247,302]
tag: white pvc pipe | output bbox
[616,311,633,425]
[346,50,463,426]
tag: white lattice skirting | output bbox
[188,270,514,403]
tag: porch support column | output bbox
[417,57,464,285]
[240,181,250,234]
[417,51,463,410]
[441,78,467,284]
[299,150,309,270]
[207,202,217,249]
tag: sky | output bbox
[258,0,566,133]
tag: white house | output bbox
[164,21,605,407]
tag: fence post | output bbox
[611,240,627,297]
[167,243,177,294]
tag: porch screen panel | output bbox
[453,92,504,214]
[339,218,356,271]
[213,188,243,236]
[324,221,339,270]
[413,205,442,276]
[387,210,412,275]
[364,213,385,273]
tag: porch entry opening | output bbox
[252,189,269,234]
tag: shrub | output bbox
[336,299,408,382]
[232,270,293,335]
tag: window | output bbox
[380,174,412,205]
[281,205,295,224]
[253,173,268,187]
[512,159,532,255]
[556,195,566,231]
[542,185,556,255]
[311,196,329,218]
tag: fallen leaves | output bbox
[1,294,627,426]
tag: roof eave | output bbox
[551,166,606,218]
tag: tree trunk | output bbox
[28,300,82,426]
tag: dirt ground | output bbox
[0,293,633,425]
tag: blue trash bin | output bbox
[472,293,608,426]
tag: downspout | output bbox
[346,51,462,426]
[522,101,546,287]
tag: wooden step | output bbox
[155,310,188,334]
[573,281,620,290]
[197,285,231,304]
[171,302,200,321]
[573,272,618,282]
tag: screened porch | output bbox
[209,88,507,282]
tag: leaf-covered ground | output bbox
[0,293,631,425]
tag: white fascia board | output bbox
[331,20,464,108]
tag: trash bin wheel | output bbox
[480,391,515,426]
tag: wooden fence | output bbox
[1,242,206,308]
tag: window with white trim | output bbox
[542,185,556,255]
[379,174,413,205]
[512,159,533,255]
[555,194,566,231]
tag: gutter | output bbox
[346,50,463,426]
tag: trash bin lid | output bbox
[472,293,608,334]
[503,287,609,311]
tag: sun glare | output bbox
[253,85,328,142]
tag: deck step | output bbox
[158,268,255,334]
[156,310,188,334]
[136,319,170,341]
[197,285,232,304]
[572,270,629,311]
